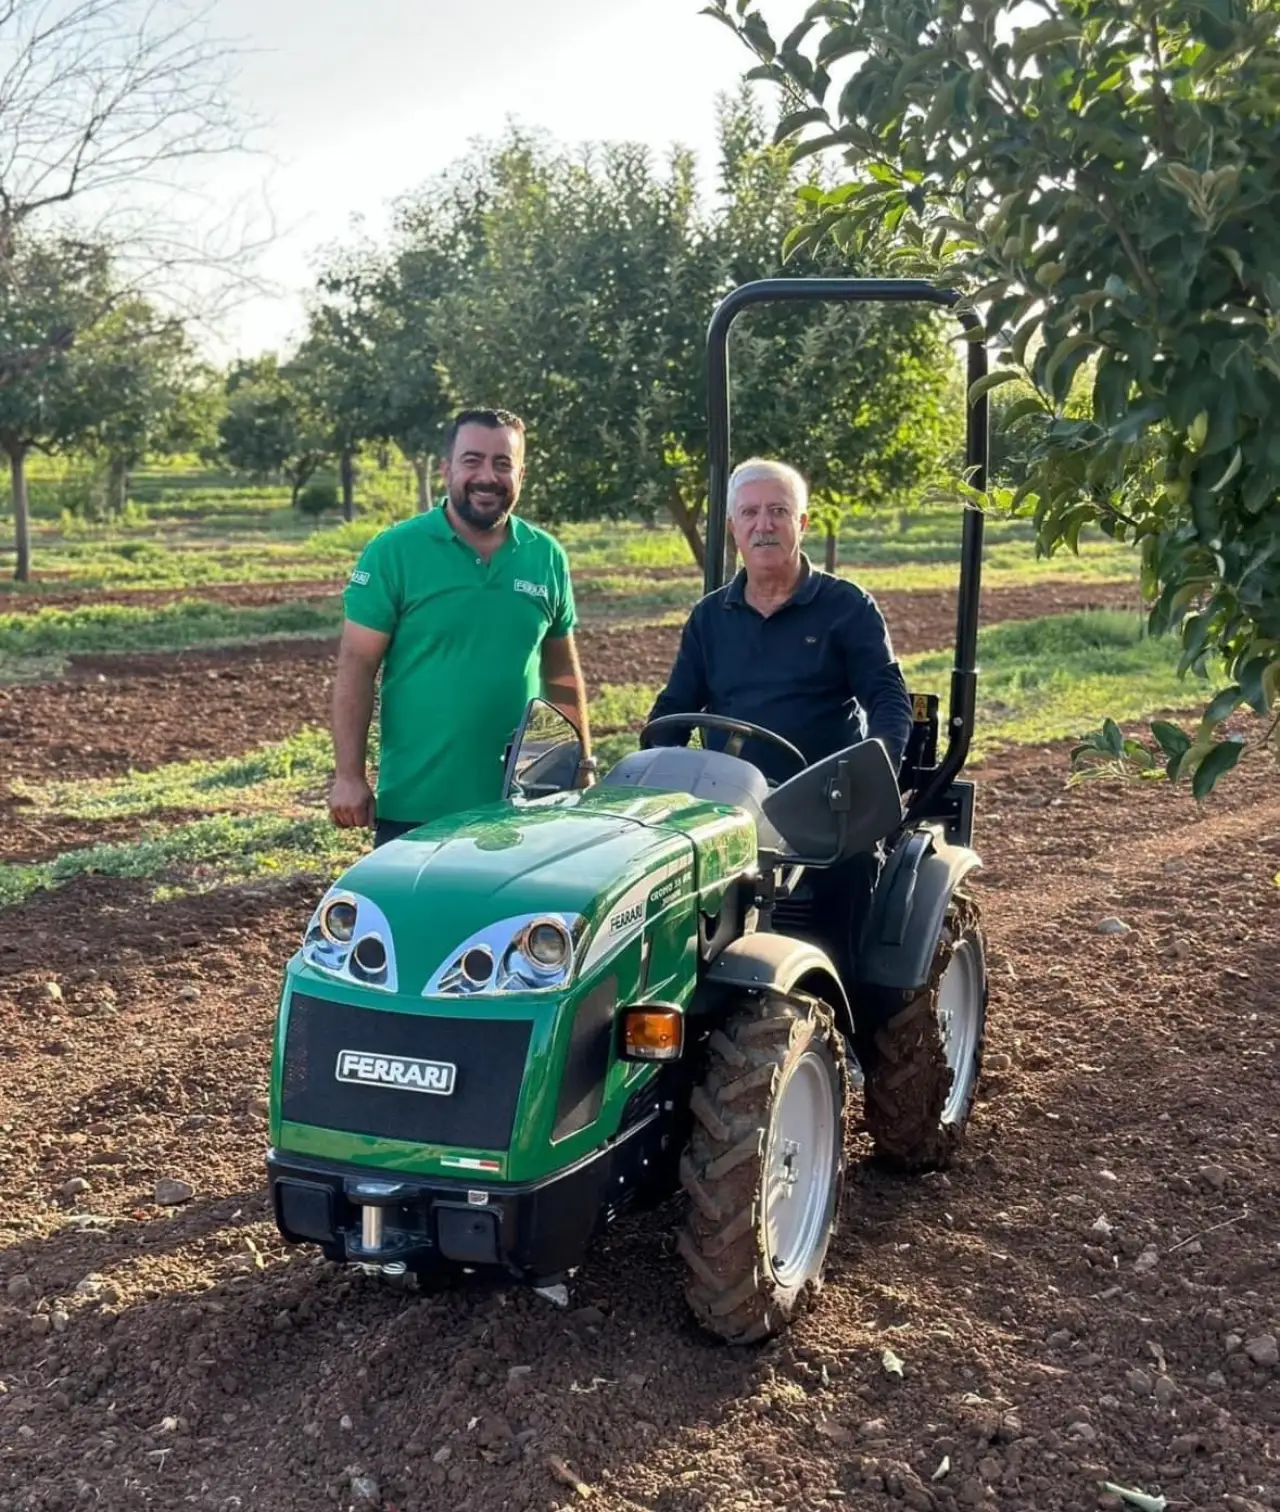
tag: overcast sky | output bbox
[195,0,787,358]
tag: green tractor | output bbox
[266,278,992,1344]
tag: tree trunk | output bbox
[412,455,433,512]
[10,443,31,582]
[665,487,705,570]
[108,455,129,516]
[340,447,355,522]
[825,525,838,574]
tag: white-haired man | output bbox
[646,457,913,783]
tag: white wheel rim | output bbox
[936,936,984,1125]
[763,1048,838,1287]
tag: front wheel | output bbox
[677,989,849,1345]
[863,892,988,1172]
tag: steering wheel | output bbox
[639,713,807,779]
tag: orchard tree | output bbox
[80,302,201,513]
[706,0,1280,792]
[218,355,328,507]
[414,104,956,565]
[0,238,119,571]
[301,252,397,521]
[0,0,262,576]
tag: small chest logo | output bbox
[349,569,371,586]
[514,579,549,600]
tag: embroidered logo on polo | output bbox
[349,569,371,586]
[514,579,549,600]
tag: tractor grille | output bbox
[281,991,532,1150]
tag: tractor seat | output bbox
[602,746,783,850]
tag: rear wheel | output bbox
[864,892,987,1172]
[677,989,849,1345]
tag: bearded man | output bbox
[328,408,593,846]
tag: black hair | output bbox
[444,407,526,457]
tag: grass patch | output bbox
[0,813,364,910]
[905,610,1204,755]
[0,597,341,675]
[1,483,1141,599]
[13,728,340,820]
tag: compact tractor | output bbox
[266,278,992,1344]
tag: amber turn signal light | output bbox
[620,1005,684,1062]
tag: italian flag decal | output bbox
[440,1156,502,1173]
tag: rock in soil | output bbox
[153,1177,194,1205]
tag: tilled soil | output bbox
[1,739,1277,1512]
[1,578,1139,792]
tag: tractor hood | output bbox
[296,788,741,999]
[347,797,683,914]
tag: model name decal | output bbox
[647,871,688,908]
[335,1050,456,1096]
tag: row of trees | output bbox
[4,92,968,577]
[212,92,966,567]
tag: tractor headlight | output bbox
[319,896,358,946]
[424,913,582,998]
[302,890,398,994]
[523,917,572,971]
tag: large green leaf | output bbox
[1191,737,1244,800]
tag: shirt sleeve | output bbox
[548,542,577,638]
[342,529,400,635]
[645,609,711,746]
[837,587,915,772]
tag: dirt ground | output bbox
[0,576,1137,788]
[2,592,1277,1512]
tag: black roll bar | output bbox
[704,277,988,820]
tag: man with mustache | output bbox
[647,457,912,781]
[328,408,593,846]
[645,457,913,960]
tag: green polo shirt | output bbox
[342,507,576,825]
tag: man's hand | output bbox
[330,773,375,829]
[571,765,598,791]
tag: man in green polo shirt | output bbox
[328,407,594,846]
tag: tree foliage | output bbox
[0,237,168,567]
[374,96,959,564]
[217,355,327,508]
[705,0,1280,791]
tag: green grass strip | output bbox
[0,598,342,674]
[0,813,364,910]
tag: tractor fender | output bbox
[703,933,853,1042]
[857,827,982,995]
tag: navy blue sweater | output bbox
[646,556,914,784]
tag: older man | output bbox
[329,407,594,847]
[646,457,913,782]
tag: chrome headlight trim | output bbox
[302,890,399,994]
[424,912,584,998]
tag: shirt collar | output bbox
[724,552,822,609]
[430,501,528,551]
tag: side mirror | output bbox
[760,738,902,867]
[501,698,584,801]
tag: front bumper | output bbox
[267,1109,668,1285]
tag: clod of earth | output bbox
[1244,1334,1278,1368]
[153,1177,194,1205]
